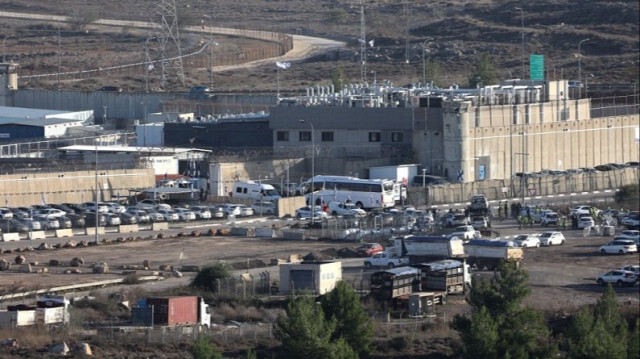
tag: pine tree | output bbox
[320,281,374,357]
[468,53,497,87]
[628,319,639,359]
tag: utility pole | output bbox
[514,7,525,79]
[359,0,366,83]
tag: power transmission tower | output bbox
[152,0,185,89]
[359,0,366,83]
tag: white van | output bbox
[231,181,281,201]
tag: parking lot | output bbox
[0,208,637,312]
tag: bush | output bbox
[191,263,231,292]
[191,334,222,359]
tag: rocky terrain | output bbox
[0,0,637,93]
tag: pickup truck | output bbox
[364,251,409,269]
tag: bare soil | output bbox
[0,0,637,93]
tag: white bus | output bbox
[300,175,396,209]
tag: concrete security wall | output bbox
[408,168,639,205]
[0,168,155,207]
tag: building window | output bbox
[391,132,404,142]
[368,132,381,142]
[276,131,289,141]
[299,131,311,142]
[321,131,334,142]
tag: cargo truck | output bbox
[0,296,70,327]
[413,259,471,295]
[131,296,210,327]
[464,239,523,270]
[386,235,466,263]
[370,267,421,300]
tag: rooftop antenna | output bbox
[152,0,185,89]
[359,0,366,83]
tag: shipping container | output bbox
[142,296,199,326]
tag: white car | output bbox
[104,202,126,213]
[328,202,366,217]
[539,231,566,246]
[569,205,594,216]
[617,230,640,241]
[126,209,151,223]
[449,225,478,241]
[221,204,241,218]
[598,239,638,255]
[512,233,541,248]
[577,216,595,229]
[146,210,166,222]
[174,208,196,221]
[471,216,489,229]
[18,217,42,231]
[0,208,14,219]
[208,205,226,219]
[190,206,212,220]
[34,215,60,230]
[38,208,67,219]
[596,270,638,286]
[540,212,560,226]
[295,206,327,220]
[236,205,255,217]
[252,201,277,216]
[105,213,121,226]
[156,209,179,222]
[82,202,109,213]
[620,265,640,276]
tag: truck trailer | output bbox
[131,296,210,327]
[413,259,471,295]
[464,239,523,270]
[370,267,420,300]
[386,235,466,263]
[0,296,70,327]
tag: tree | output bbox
[276,295,348,359]
[566,285,628,359]
[320,281,374,357]
[614,184,639,210]
[423,58,442,87]
[191,263,231,292]
[332,64,345,93]
[628,319,639,359]
[468,53,497,87]
[191,334,223,359]
[453,260,556,358]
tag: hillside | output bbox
[0,0,637,93]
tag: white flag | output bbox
[368,39,375,47]
[276,61,291,69]
[41,193,46,206]
[147,64,155,71]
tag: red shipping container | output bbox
[146,296,198,326]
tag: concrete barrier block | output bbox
[85,227,105,235]
[28,231,46,240]
[282,231,305,240]
[55,229,74,238]
[151,222,169,231]
[255,228,275,238]
[2,233,20,242]
[230,227,251,236]
[118,224,139,233]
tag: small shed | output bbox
[279,260,342,295]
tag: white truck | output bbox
[386,235,466,263]
[413,259,472,295]
[0,296,70,327]
[231,181,281,201]
[364,251,410,269]
[464,239,524,270]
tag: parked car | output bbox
[82,202,109,213]
[471,216,489,229]
[295,206,327,220]
[32,216,60,230]
[104,213,121,226]
[0,218,29,232]
[84,212,107,227]
[156,209,179,222]
[596,270,638,286]
[104,202,126,213]
[146,210,166,222]
[57,216,73,229]
[443,212,469,227]
[66,213,86,228]
[0,207,14,219]
[251,201,277,216]
[50,203,76,214]
[126,209,150,223]
[540,212,560,226]
[118,212,138,225]
[617,230,640,241]
[136,199,164,210]
[208,205,226,219]
[577,216,595,229]
[598,239,638,255]
[569,205,593,216]
[17,217,42,231]
[356,243,384,257]
[220,204,241,218]
[620,265,640,276]
[190,206,212,220]
[539,231,566,246]
[174,208,196,221]
[512,233,541,249]
[9,208,29,219]
[37,208,68,219]
[236,205,254,217]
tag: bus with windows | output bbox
[300,175,396,209]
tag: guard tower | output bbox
[0,63,18,106]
